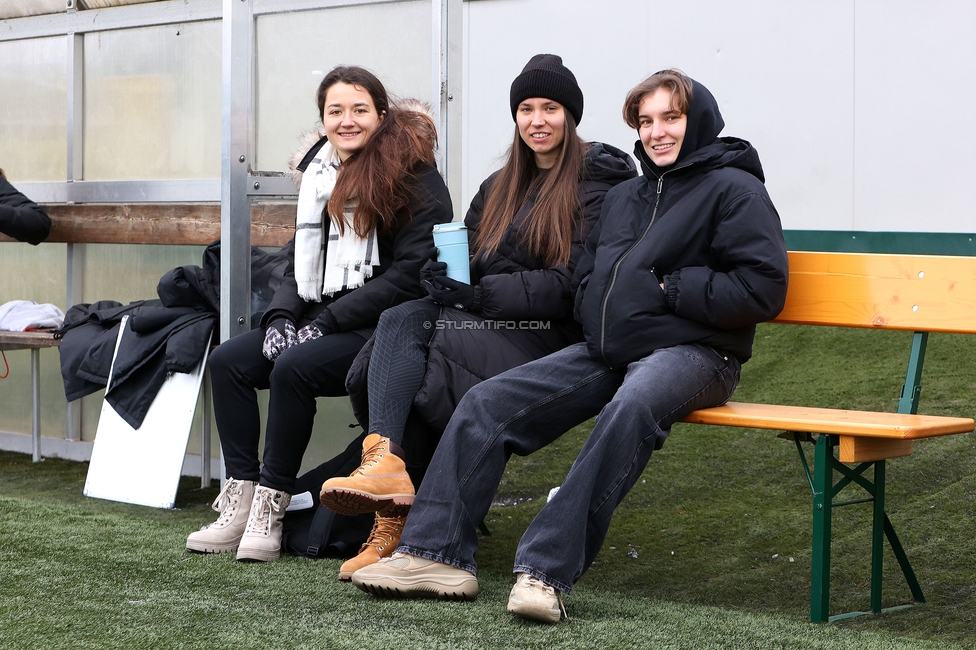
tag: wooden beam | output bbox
[0,202,295,248]
[839,436,912,463]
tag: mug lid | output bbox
[432,222,467,232]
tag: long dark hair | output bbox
[473,113,587,268]
[316,66,437,236]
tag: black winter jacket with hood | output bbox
[347,142,636,435]
[464,141,637,327]
[261,145,453,336]
[573,79,788,368]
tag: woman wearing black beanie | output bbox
[321,54,636,580]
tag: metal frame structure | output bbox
[1,0,462,479]
[785,334,930,622]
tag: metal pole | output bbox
[220,0,254,343]
[65,30,85,442]
[431,0,463,220]
[201,366,212,488]
[31,349,41,462]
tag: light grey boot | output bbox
[236,485,291,562]
[186,478,256,554]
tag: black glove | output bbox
[420,247,448,285]
[424,276,482,312]
[262,319,298,361]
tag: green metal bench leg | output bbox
[810,434,833,622]
[870,460,886,613]
[883,513,925,603]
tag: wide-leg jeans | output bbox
[396,341,740,594]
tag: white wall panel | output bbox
[853,1,976,233]
[465,0,974,234]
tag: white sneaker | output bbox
[351,552,479,600]
[507,573,566,623]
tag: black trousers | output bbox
[209,326,368,493]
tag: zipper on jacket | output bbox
[598,173,666,366]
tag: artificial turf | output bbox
[0,323,974,649]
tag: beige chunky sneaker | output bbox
[235,485,291,562]
[351,552,479,601]
[337,513,406,581]
[507,573,567,623]
[186,478,256,554]
[320,434,415,516]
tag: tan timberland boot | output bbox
[186,478,256,554]
[235,485,291,562]
[337,513,406,581]
[320,433,414,516]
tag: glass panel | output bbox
[254,1,433,172]
[83,21,221,180]
[0,242,67,439]
[0,36,67,182]
[0,243,203,443]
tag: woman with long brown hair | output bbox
[322,54,636,579]
[185,65,452,562]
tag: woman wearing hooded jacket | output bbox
[353,69,788,622]
[319,54,636,580]
[186,66,453,562]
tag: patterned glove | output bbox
[262,319,298,361]
[298,311,336,344]
[297,323,323,344]
[424,276,482,312]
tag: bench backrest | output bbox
[0,203,295,248]
[774,251,976,334]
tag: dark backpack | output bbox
[281,431,376,559]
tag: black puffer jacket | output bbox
[0,175,51,245]
[574,80,788,368]
[261,162,453,335]
[347,142,636,435]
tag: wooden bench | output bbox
[681,251,976,623]
[0,202,295,470]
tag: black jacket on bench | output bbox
[573,83,789,368]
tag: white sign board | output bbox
[84,316,211,509]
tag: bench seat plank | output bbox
[682,402,974,440]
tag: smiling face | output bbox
[322,82,385,162]
[516,98,567,169]
[638,87,687,168]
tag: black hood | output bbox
[634,77,728,177]
[583,141,638,185]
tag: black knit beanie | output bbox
[509,54,584,125]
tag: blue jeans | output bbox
[396,341,740,594]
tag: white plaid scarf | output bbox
[294,142,379,301]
